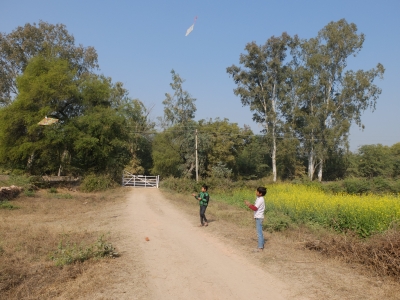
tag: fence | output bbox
[122,171,159,188]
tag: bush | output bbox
[23,190,35,197]
[343,178,371,194]
[48,187,58,193]
[263,211,293,232]
[160,177,200,193]
[372,177,397,193]
[160,176,275,195]
[29,175,49,189]
[80,174,118,192]
[50,234,117,266]
[320,181,345,194]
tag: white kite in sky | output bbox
[185,16,198,36]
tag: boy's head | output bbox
[202,185,208,192]
[256,187,267,196]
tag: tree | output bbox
[357,144,394,178]
[290,19,384,181]
[198,118,251,177]
[153,70,198,178]
[227,33,293,182]
[0,55,131,178]
[161,69,196,127]
[151,126,191,178]
[236,134,270,179]
[0,21,98,106]
[391,143,400,178]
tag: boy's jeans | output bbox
[255,218,264,249]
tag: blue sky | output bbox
[1,0,399,151]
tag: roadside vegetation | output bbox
[161,177,400,279]
[0,176,124,299]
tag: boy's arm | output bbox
[191,193,201,200]
[244,200,258,211]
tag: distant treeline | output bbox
[0,21,396,186]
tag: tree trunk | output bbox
[272,133,277,182]
[308,148,315,181]
[271,83,277,182]
[317,158,323,182]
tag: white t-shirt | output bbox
[254,196,265,219]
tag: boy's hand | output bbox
[244,200,251,206]
[192,193,196,196]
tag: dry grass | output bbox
[0,187,128,299]
[305,229,400,278]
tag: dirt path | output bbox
[107,188,301,300]
[92,188,399,300]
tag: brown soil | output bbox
[1,187,400,299]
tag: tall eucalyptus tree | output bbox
[227,33,293,181]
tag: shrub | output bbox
[80,174,118,192]
[372,177,396,193]
[321,181,345,194]
[50,234,117,266]
[160,177,199,193]
[23,190,35,197]
[263,211,293,232]
[343,178,371,194]
[48,187,58,193]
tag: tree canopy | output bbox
[0,21,98,106]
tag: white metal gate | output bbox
[122,171,159,188]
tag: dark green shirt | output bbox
[195,192,209,206]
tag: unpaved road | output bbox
[90,188,399,300]
[102,188,304,300]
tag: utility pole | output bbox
[195,129,198,182]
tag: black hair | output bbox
[257,187,267,196]
[202,184,208,191]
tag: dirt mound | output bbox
[0,185,23,201]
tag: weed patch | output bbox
[305,230,400,279]
[50,233,118,266]
[0,201,18,210]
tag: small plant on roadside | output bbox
[48,187,58,193]
[23,190,35,197]
[51,193,73,199]
[0,201,18,210]
[50,233,117,266]
[263,211,293,232]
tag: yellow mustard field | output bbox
[216,184,400,237]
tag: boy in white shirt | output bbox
[244,187,266,251]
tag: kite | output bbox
[38,116,58,126]
[185,16,197,36]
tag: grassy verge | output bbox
[161,178,400,281]
[0,187,125,299]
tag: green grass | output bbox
[0,201,18,210]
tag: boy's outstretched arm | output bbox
[192,193,201,201]
[244,200,258,212]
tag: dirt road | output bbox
[104,188,301,300]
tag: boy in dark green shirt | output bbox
[192,185,209,227]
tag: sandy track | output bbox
[111,188,305,300]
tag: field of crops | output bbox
[213,184,400,237]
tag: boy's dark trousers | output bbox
[200,205,208,225]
